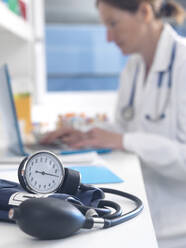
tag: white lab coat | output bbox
[114,24,186,248]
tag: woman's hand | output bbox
[72,127,124,150]
[40,126,123,151]
[40,125,87,147]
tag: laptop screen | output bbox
[0,65,26,156]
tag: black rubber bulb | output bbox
[10,198,86,240]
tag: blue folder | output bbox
[0,165,123,185]
[69,165,124,184]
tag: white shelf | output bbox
[0,0,46,104]
[0,1,33,41]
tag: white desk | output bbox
[0,151,158,248]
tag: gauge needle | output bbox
[35,170,59,177]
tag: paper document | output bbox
[60,151,100,165]
[0,151,99,165]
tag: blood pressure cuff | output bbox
[0,179,104,222]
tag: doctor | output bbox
[41,0,186,247]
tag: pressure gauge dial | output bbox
[18,151,65,194]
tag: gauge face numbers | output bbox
[24,152,64,194]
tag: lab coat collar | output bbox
[151,24,178,72]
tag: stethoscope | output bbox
[121,41,177,122]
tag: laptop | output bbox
[0,65,111,163]
[0,64,66,159]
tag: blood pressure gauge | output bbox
[18,151,65,194]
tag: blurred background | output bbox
[0,0,186,133]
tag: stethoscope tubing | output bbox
[79,185,144,228]
[100,187,144,228]
[122,42,177,122]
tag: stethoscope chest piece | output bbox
[121,105,135,121]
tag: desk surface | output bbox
[0,151,158,248]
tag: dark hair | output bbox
[96,0,185,24]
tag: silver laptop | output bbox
[0,65,111,164]
[0,65,71,162]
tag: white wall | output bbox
[45,0,99,23]
[32,91,117,125]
